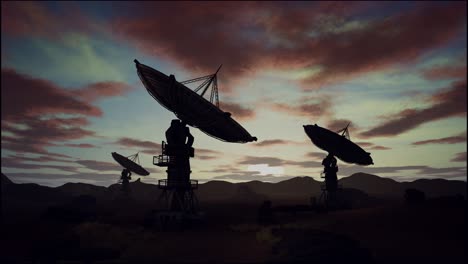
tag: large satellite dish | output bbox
[134,59,257,143]
[303,124,373,166]
[112,152,150,176]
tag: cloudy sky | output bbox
[1,1,466,187]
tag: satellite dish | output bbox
[134,59,257,143]
[112,152,150,176]
[303,124,373,166]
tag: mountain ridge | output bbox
[2,172,466,203]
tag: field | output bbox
[1,194,465,263]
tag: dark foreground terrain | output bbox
[1,173,466,263]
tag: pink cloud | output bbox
[115,137,161,149]
[76,160,120,171]
[114,137,161,155]
[1,68,101,121]
[270,97,332,117]
[190,148,221,160]
[1,1,99,38]
[73,82,134,102]
[369,145,391,150]
[1,2,59,36]
[412,132,466,145]
[306,152,327,160]
[325,119,356,133]
[110,2,372,88]
[355,142,391,150]
[4,2,465,91]
[421,65,467,81]
[64,143,96,148]
[196,148,222,155]
[3,118,95,143]
[111,2,466,89]
[254,139,298,147]
[361,80,467,138]
[219,102,255,120]
[2,117,96,156]
[197,155,217,160]
[7,155,72,163]
[298,2,467,88]
[451,152,466,162]
[1,156,78,172]
[1,69,134,158]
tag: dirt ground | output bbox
[1,199,466,263]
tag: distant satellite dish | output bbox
[112,152,150,176]
[134,59,257,143]
[303,124,373,166]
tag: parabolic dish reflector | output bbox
[112,152,150,176]
[303,124,373,166]
[134,60,257,143]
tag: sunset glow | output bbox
[1,1,466,186]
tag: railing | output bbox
[154,141,176,166]
[154,154,174,166]
[158,179,198,189]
